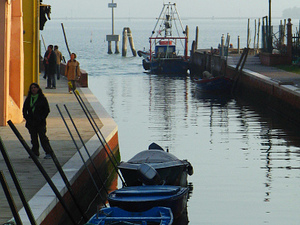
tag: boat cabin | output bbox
[155,44,176,58]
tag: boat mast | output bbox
[151,4,166,38]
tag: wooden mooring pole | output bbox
[122,28,128,56]
[122,27,137,57]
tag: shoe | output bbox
[43,75,46,79]
[44,154,52,159]
[69,91,72,94]
[45,87,51,89]
[51,87,56,89]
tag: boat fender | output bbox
[137,163,162,185]
[187,161,194,176]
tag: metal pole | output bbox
[56,105,108,207]
[70,88,126,187]
[63,104,109,195]
[112,0,114,35]
[61,23,71,57]
[0,171,23,225]
[0,137,36,225]
[7,121,78,225]
[48,145,88,222]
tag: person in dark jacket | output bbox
[23,83,52,159]
[43,45,57,89]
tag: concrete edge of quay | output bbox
[17,87,119,225]
[226,64,300,124]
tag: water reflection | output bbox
[89,72,300,224]
[193,89,233,107]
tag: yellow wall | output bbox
[23,0,39,93]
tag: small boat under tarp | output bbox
[194,76,232,93]
[85,206,173,225]
[108,185,188,219]
[118,143,193,187]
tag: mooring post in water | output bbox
[185,25,189,59]
[122,27,137,57]
[122,28,128,56]
[247,18,250,48]
[237,36,240,55]
[107,41,112,54]
[0,171,23,225]
[115,40,120,54]
[195,26,199,50]
[0,137,36,225]
[127,27,137,56]
[221,34,225,57]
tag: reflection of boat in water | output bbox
[86,206,173,225]
[140,3,189,75]
[118,143,193,187]
[108,185,189,219]
[193,88,233,107]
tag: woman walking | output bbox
[65,53,80,93]
[23,83,52,159]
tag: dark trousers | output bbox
[28,125,51,156]
[47,73,56,88]
[56,64,61,79]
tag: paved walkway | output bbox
[0,74,105,224]
[228,55,300,87]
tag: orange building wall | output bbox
[0,0,24,126]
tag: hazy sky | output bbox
[45,0,299,19]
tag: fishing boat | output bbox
[118,143,193,187]
[86,206,173,225]
[194,76,232,93]
[108,185,188,219]
[140,3,190,75]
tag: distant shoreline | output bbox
[51,16,295,21]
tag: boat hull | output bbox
[143,58,189,75]
[195,76,232,93]
[118,148,193,187]
[86,206,173,225]
[108,185,188,219]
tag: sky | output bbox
[44,0,300,19]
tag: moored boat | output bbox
[194,76,232,93]
[140,3,190,75]
[118,143,193,187]
[107,185,188,219]
[86,206,173,225]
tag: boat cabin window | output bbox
[155,45,176,58]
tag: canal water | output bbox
[41,18,300,224]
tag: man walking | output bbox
[43,45,56,89]
[54,45,63,80]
